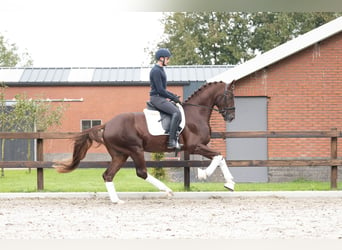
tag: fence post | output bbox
[36,138,44,191]
[330,128,338,189]
[184,151,190,190]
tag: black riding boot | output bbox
[167,113,181,150]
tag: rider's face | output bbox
[159,57,170,66]
[164,57,170,65]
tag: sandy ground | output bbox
[1,193,342,239]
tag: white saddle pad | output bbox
[143,103,185,136]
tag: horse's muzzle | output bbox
[225,113,235,122]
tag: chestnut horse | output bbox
[54,81,236,203]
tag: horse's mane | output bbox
[184,81,225,103]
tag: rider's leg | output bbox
[150,96,182,149]
[167,112,181,149]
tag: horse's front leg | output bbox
[192,144,235,191]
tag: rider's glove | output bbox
[173,96,181,104]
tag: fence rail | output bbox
[0,128,340,191]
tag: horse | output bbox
[54,81,236,203]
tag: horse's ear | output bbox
[229,80,236,90]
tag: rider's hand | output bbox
[173,96,181,104]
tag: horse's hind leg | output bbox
[102,152,128,204]
[145,174,174,196]
[131,149,173,196]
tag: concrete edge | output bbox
[0,191,341,199]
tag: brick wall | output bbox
[207,32,342,182]
[4,85,183,157]
[228,32,342,160]
[5,81,229,160]
[209,111,227,158]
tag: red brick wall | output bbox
[230,32,342,159]
[209,111,227,158]
[5,81,229,158]
[4,85,182,155]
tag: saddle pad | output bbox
[143,103,185,136]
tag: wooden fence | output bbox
[0,128,341,191]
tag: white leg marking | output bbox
[197,168,207,180]
[198,155,223,180]
[219,159,235,191]
[105,182,124,204]
[145,174,173,196]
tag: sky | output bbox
[0,0,165,67]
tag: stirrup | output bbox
[167,140,181,150]
[174,141,183,156]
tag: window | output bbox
[81,119,101,131]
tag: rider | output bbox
[149,48,182,150]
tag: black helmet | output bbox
[155,48,171,60]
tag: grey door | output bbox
[226,97,268,182]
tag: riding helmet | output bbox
[155,48,172,60]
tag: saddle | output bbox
[143,102,185,136]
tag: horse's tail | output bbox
[53,124,105,173]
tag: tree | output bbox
[0,34,33,66]
[11,93,67,132]
[151,12,341,65]
[0,84,67,176]
[150,152,166,180]
[248,12,341,54]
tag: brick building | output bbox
[0,65,232,162]
[209,16,342,182]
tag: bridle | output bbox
[182,84,235,115]
[218,84,236,115]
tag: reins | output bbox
[181,102,235,113]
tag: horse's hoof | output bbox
[197,168,207,180]
[112,199,125,204]
[224,180,235,191]
[166,190,174,197]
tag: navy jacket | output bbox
[149,64,177,100]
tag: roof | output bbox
[207,16,342,83]
[0,65,233,86]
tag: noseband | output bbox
[183,84,235,114]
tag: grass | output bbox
[0,168,340,192]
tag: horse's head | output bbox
[215,81,235,122]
